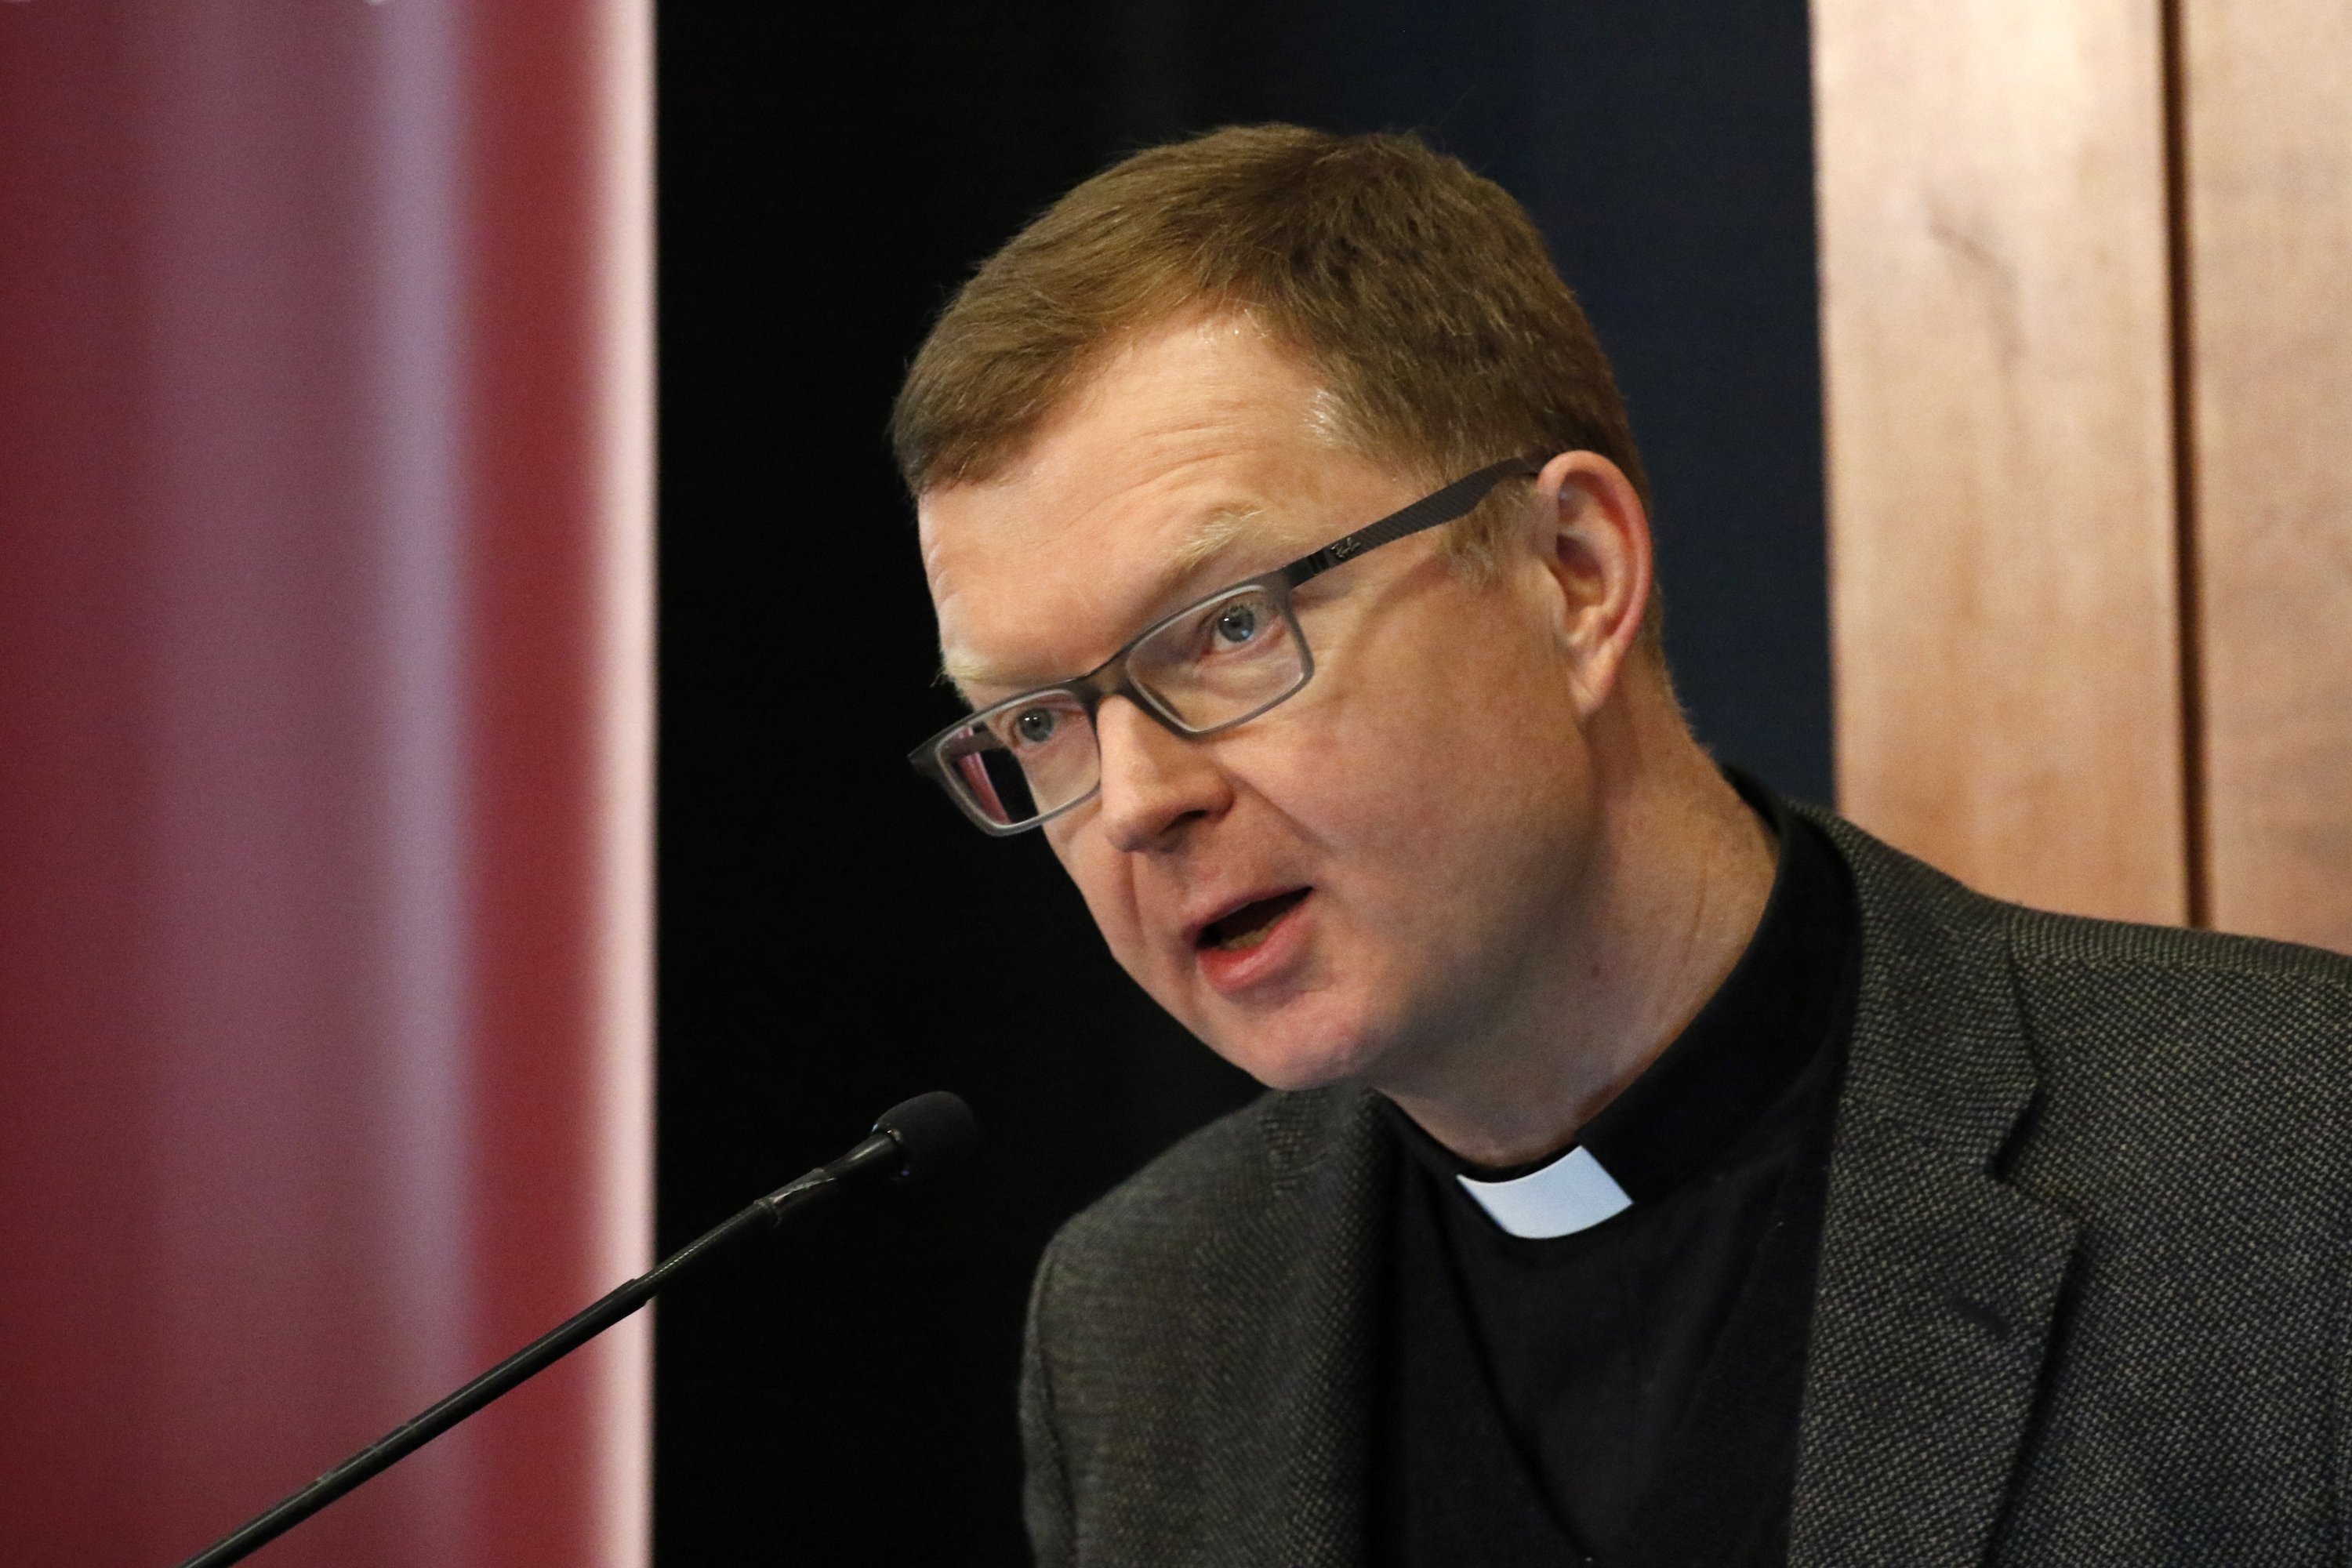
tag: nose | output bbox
[1092,695,1232,852]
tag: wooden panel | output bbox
[2183,0,2352,954]
[1815,0,2189,922]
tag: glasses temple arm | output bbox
[1281,455,1543,587]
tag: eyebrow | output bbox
[938,500,1274,695]
[1166,503,1262,574]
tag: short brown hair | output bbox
[892,124,1658,631]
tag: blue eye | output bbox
[1213,604,1259,647]
[1014,707,1058,745]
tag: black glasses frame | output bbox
[909,454,1546,834]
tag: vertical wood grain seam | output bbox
[2161,0,2210,927]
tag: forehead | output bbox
[919,315,1408,697]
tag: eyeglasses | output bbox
[909,455,1544,835]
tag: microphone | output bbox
[177,1091,978,1568]
[826,1088,981,1187]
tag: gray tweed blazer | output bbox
[1019,809,2352,1565]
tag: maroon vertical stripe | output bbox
[460,2,618,1563]
[0,2,649,1563]
[0,12,152,1559]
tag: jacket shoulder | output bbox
[2002,905,2352,1148]
[1805,801,2352,1162]
[1043,1085,1359,1295]
[2008,899,2352,996]
[1804,798,2352,1059]
[1021,1087,1384,1563]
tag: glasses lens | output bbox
[935,689,1098,829]
[1131,584,1306,730]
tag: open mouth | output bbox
[1198,888,1311,953]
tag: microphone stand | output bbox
[175,1093,973,1568]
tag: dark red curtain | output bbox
[0,2,652,1563]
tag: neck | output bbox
[1377,670,1778,1168]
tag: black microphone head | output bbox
[872,1091,978,1183]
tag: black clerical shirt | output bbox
[1374,783,1860,1566]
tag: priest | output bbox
[891,123,2352,1566]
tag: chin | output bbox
[1198,1005,1392,1094]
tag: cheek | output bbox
[1279,614,1571,824]
[1047,824,1155,972]
[1240,609,1588,919]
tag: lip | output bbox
[1189,886,1316,996]
[1181,884,1303,948]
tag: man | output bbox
[893,125,2352,1566]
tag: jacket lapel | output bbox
[1791,813,2082,1567]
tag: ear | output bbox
[1528,450,1654,717]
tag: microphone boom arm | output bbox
[175,1093,975,1568]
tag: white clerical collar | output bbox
[1456,1145,1633,1240]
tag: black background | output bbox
[655,3,1824,1562]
